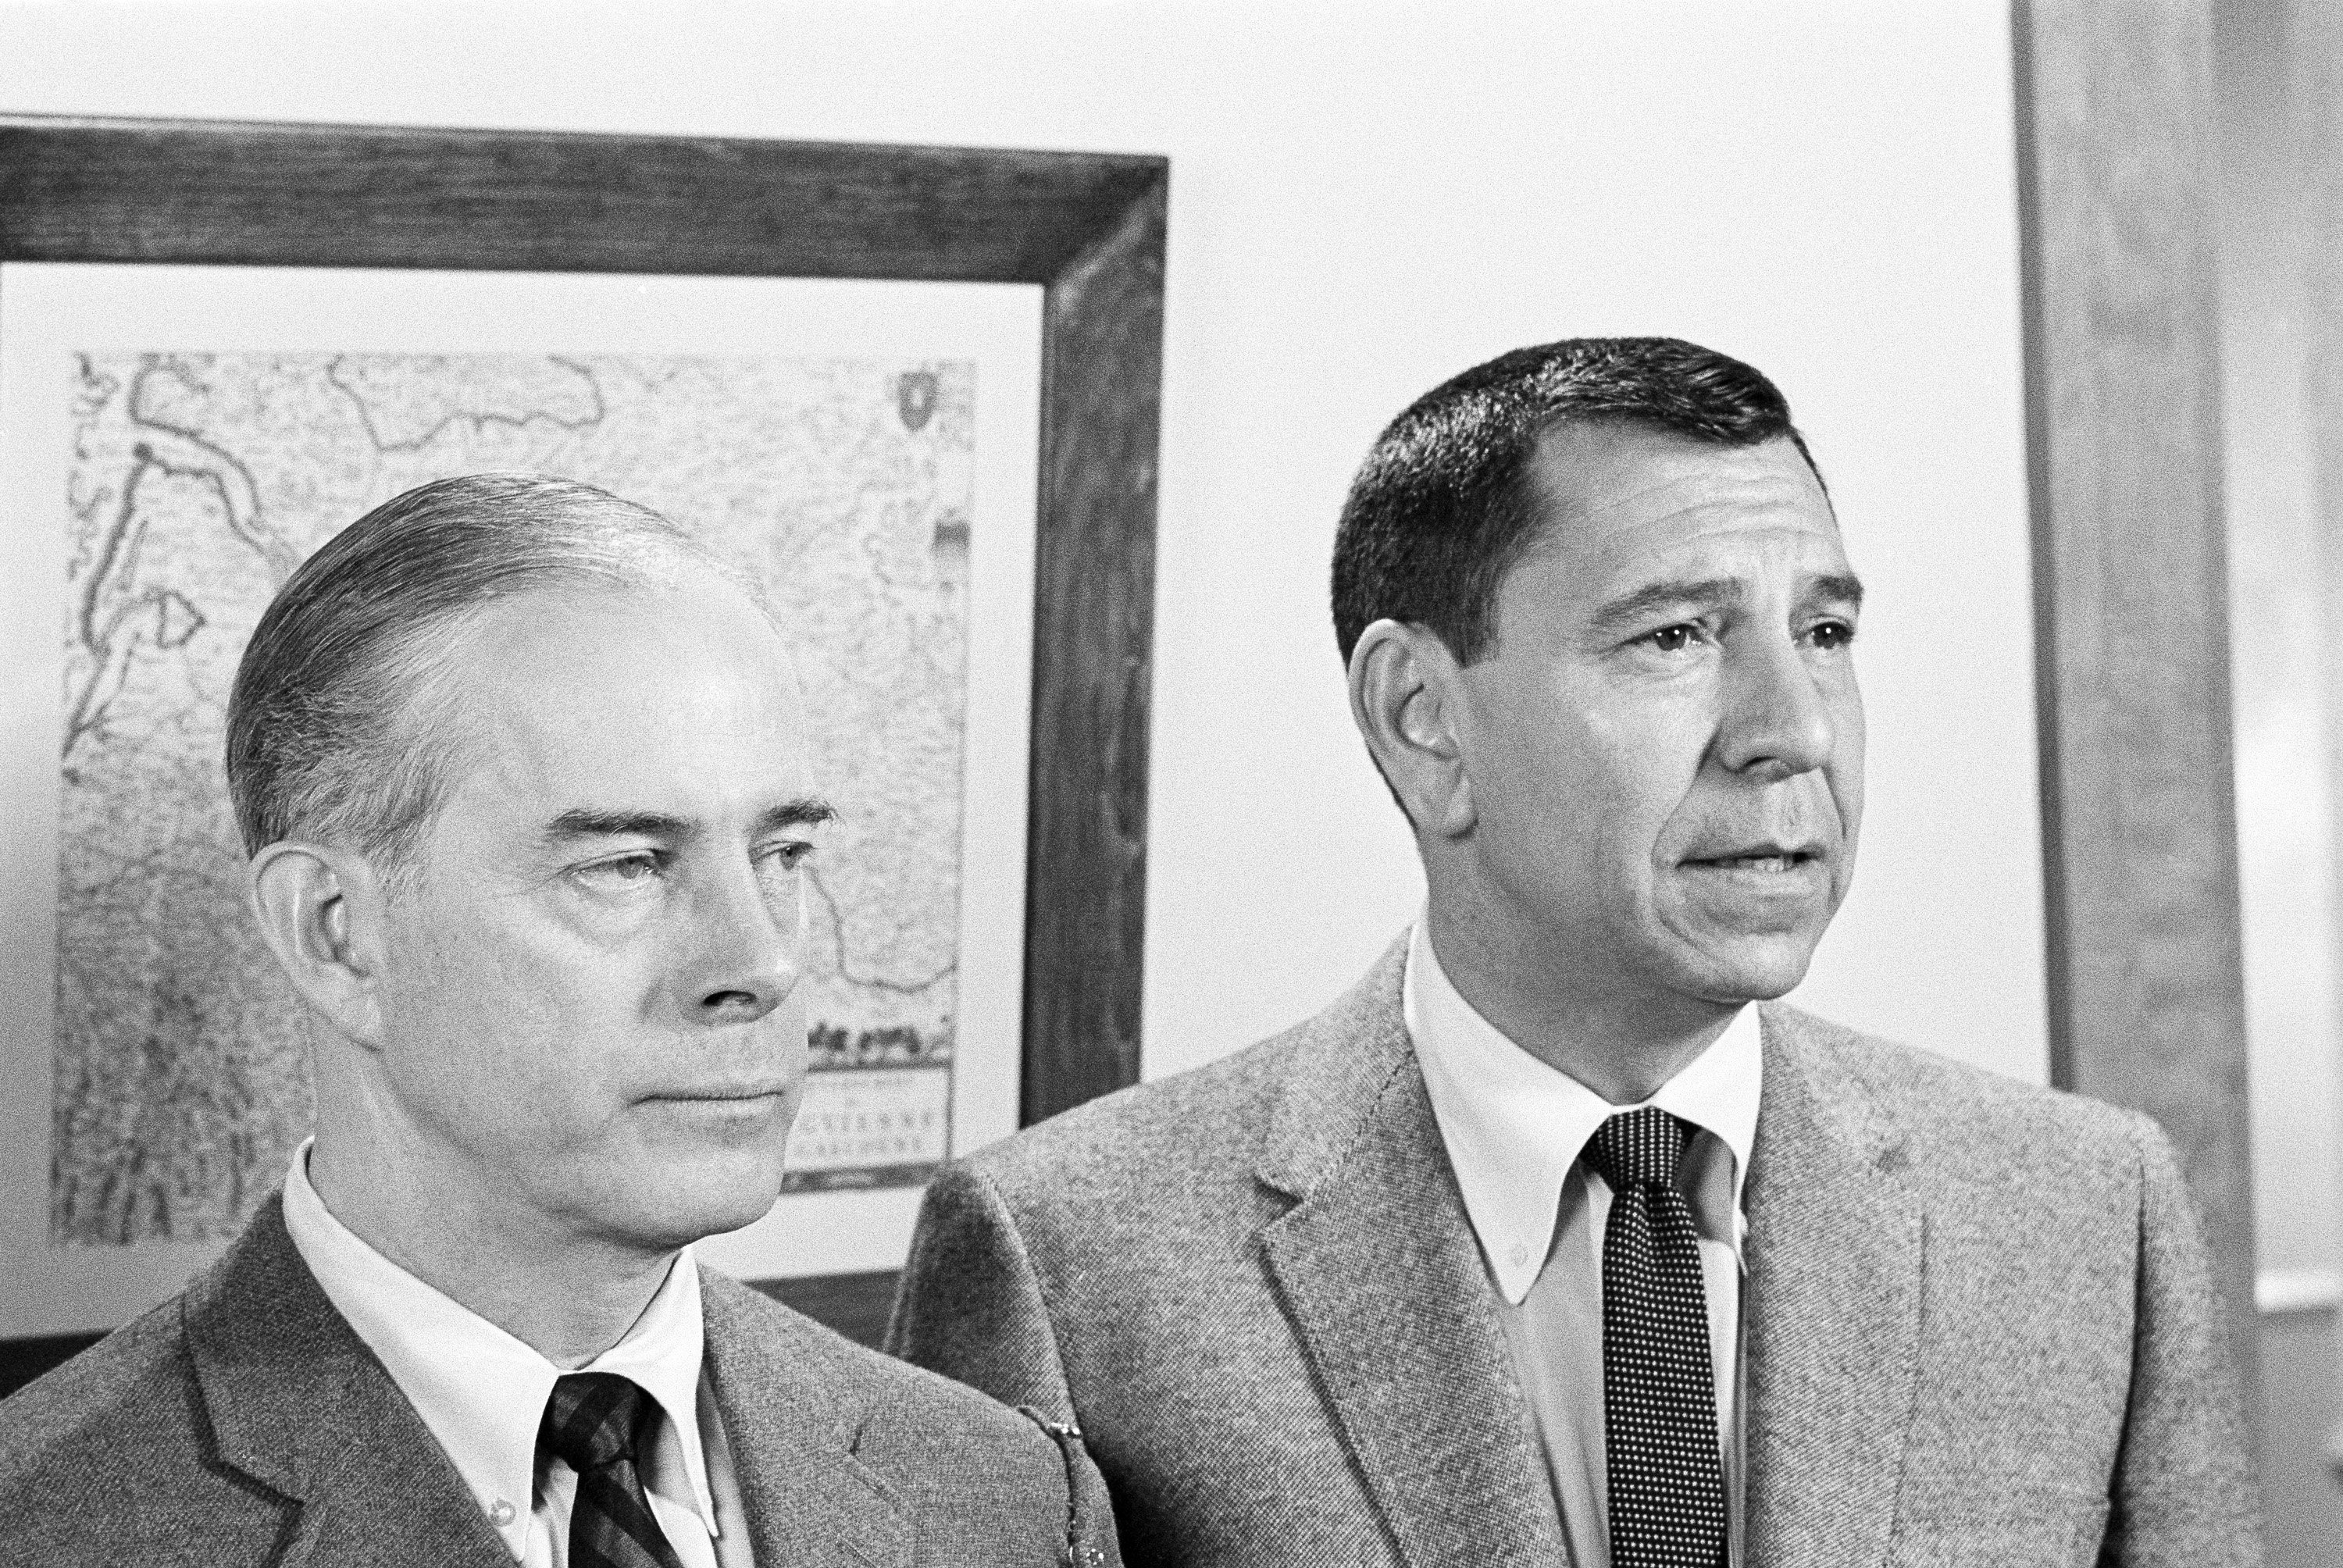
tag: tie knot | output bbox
[539,1372,659,1474]
[1584,1107,1687,1192]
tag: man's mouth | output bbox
[649,1085,794,1103]
[1683,846,1823,872]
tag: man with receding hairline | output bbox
[0,473,1121,1567]
[891,340,2259,1566]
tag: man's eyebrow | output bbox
[544,808,694,845]
[754,798,837,835]
[1587,572,1866,636]
[543,798,836,846]
[1808,572,1866,611]
[1587,577,1743,636]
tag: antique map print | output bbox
[55,352,974,1244]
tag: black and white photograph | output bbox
[0,2,2333,1565]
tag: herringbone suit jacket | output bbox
[888,940,2259,1567]
[0,1196,1121,1567]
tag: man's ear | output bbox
[248,842,390,1049]
[1346,618,1478,839]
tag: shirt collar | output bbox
[279,1141,722,1553]
[1403,918,1763,1306]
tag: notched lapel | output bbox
[185,1199,515,1568]
[1742,1011,1926,1568]
[1257,1022,1564,1568]
[703,1280,911,1568]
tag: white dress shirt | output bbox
[1404,921,1761,1568]
[280,1142,755,1567]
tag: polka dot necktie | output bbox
[1583,1108,1728,1568]
[537,1372,688,1568]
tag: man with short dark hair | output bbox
[890,340,2260,1566]
[0,474,1122,1567]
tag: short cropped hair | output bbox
[1329,337,1821,666]
[226,473,722,874]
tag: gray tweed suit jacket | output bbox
[0,1196,1122,1567]
[889,939,2260,1568]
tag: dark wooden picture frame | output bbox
[0,114,1164,1382]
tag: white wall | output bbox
[2216,0,2343,1289]
[0,0,2046,1085]
[2211,17,2343,1560]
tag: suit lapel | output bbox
[1742,1007,1925,1568]
[184,1198,514,1568]
[701,1275,911,1568]
[1255,942,1564,1568]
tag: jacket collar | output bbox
[1742,1003,1926,1567]
[1253,935,1568,1566]
[1254,935,1419,1199]
[699,1270,911,1568]
[190,1198,918,1568]
[183,1196,514,1567]
[1250,947,1930,1566]
[280,1145,721,1549]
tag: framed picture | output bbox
[0,116,1164,1367]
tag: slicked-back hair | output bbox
[226,472,727,876]
[1330,337,1822,667]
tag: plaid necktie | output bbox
[1584,1108,1728,1568]
[538,1372,689,1568]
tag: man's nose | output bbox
[1714,631,1836,779]
[672,859,802,1025]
